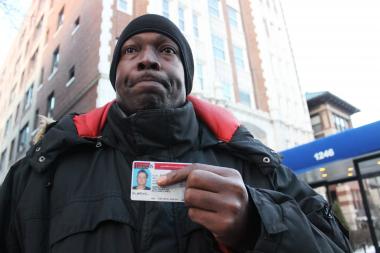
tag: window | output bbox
[4,116,11,137]
[239,90,251,106]
[57,7,64,30]
[333,113,349,132]
[15,56,20,74]
[0,149,6,172]
[273,0,278,13]
[233,46,244,69]
[9,139,15,164]
[311,114,322,133]
[211,35,225,60]
[18,123,30,153]
[38,67,44,88]
[35,15,44,37]
[162,0,169,18]
[263,18,270,37]
[192,13,199,38]
[117,0,128,12]
[32,49,38,61]
[227,6,238,27]
[34,15,44,37]
[195,62,203,90]
[266,0,271,8]
[45,29,49,44]
[178,4,185,31]
[208,0,219,17]
[20,71,25,86]
[47,92,55,118]
[24,84,34,110]
[30,48,39,70]
[72,16,80,34]
[66,65,75,86]
[34,109,40,130]
[222,81,232,101]
[9,87,15,105]
[14,103,20,123]
[50,46,60,74]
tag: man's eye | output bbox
[125,47,137,54]
[162,47,176,54]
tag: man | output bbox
[133,169,150,190]
[0,14,350,253]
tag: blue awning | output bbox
[280,121,380,173]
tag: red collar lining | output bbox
[73,96,240,142]
[73,101,113,138]
[187,96,239,142]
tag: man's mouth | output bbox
[131,74,170,90]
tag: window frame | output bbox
[211,35,225,61]
[162,0,170,18]
[50,46,60,76]
[239,89,251,107]
[0,149,7,172]
[195,61,204,90]
[192,12,199,38]
[18,123,30,154]
[57,7,64,30]
[66,65,76,87]
[72,16,80,35]
[227,6,238,28]
[208,0,220,17]
[47,92,55,118]
[178,4,185,31]
[117,0,132,14]
[311,114,323,133]
[24,84,34,111]
[233,46,244,69]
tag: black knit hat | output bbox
[109,14,194,95]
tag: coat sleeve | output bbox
[0,159,31,253]
[244,164,351,253]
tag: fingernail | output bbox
[157,175,167,185]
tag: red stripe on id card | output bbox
[154,162,190,170]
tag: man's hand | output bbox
[157,163,251,248]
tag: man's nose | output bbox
[137,47,161,71]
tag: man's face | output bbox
[115,32,186,114]
[137,171,147,187]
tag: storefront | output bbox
[281,121,380,253]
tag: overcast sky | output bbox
[1,0,379,127]
[282,0,380,127]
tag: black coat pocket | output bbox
[50,195,137,252]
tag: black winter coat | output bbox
[0,98,351,253]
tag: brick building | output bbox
[306,91,359,139]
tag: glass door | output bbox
[361,176,380,252]
[357,155,380,253]
[326,181,374,252]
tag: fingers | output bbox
[184,187,246,219]
[184,188,221,212]
[154,162,250,247]
[188,208,220,231]
[157,163,240,186]
[186,169,227,193]
[157,166,191,186]
[187,207,234,238]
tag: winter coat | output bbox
[0,96,351,253]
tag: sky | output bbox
[0,0,30,66]
[0,0,379,127]
[282,0,380,127]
